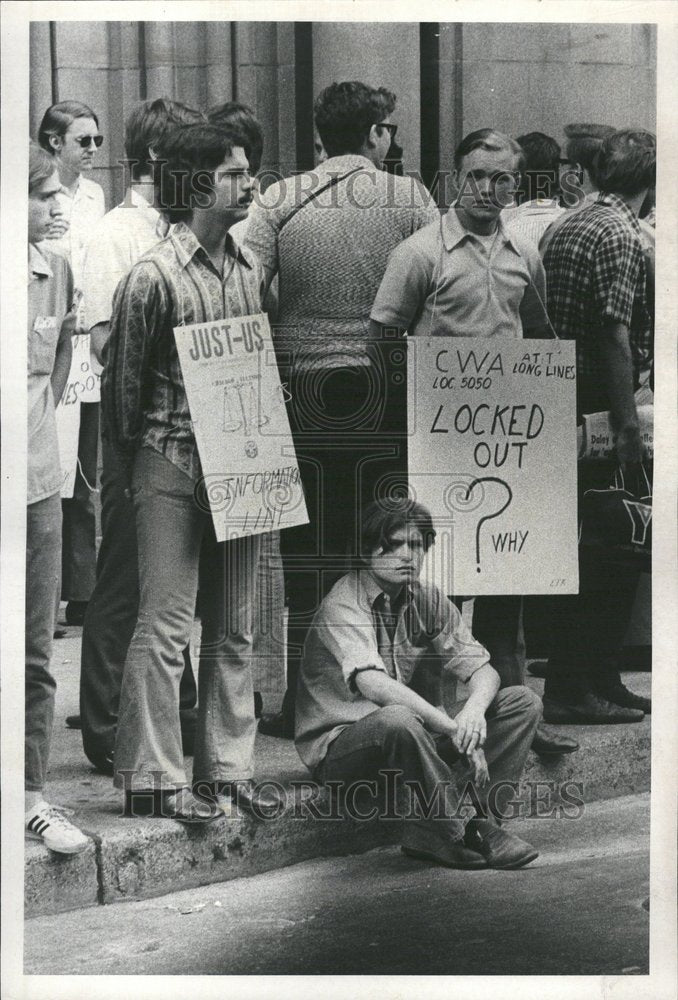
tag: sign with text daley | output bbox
[408,337,579,595]
[174,312,308,542]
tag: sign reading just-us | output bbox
[174,312,308,542]
[408,337,579,595]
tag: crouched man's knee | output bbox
[372,704,428,742]
[490,685,543,724]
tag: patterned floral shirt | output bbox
[102,222,264,481]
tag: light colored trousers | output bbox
[114,449,260,791]
[26,493,62,791]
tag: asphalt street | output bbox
[24,792,650,976]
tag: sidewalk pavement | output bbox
[25,629,651,918]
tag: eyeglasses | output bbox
[377,122,398,140]
[74,134,104,149]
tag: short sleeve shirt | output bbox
[28,244,73,504]
[542,192,652,414]
[42,175,106,289]
[81,188,169,333]
[371,207,549,339]
[294,569,490,772]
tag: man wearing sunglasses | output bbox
[37,101,107,634]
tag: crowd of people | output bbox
[26,82,654,869]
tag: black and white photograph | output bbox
[1,2,676,997]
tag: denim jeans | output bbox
[114,449,260,791]
[319,686,542,837]
[80,433,196,765]
[26,493,62,791]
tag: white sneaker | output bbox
[25,801,90,854]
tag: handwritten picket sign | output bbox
[73,332,101,403]
[174,312,308,542]
[55,383,80,499]
[408,337,579,595]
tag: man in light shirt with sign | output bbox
[102,123,282,821]
[371,128,577,758]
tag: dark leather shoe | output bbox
[65,714,82,730]
[65,601,88,626]
[230,779,284,817]
[258,711,294,740]
[531,724,579,755]
[200,779,284,818]
[402,824,487,870]
[54,627,68,639]
[123,787,221,823]
[542,692,644,725]
[466,818,538,869]
[596,683,651,715]
[88,751,114,776]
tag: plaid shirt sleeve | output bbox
[591,228,645,328]
[101,260,171,461]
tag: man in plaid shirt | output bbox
[541,129,655,725]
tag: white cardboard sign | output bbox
[408,337,579,595]
[174,312,308,541]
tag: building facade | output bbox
[30,20,656,208]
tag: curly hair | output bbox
[314,81,396,158]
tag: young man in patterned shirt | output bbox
[102,123,279,821]
[541,129,655,725]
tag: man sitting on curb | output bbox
[294,499,542,870]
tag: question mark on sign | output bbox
[464,477,513,573]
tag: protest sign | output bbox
[579,404,653,460]
[55,364,81,500]
[408,337,579,595]
[174,312,308,542]
[72,332,101,403]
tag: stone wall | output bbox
[29,19,657,204]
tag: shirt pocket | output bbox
[29,316,59,376]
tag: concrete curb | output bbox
[25,700,651,918]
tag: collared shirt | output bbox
[246,154,439,370]
[370,207,549,338]
[81,187,169,334]
[28,244,73,504]
[542,192,652,415]
[102,222,265,481]
[504,198,565,249]
[43,175,106,287]
[295,569,490,772]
